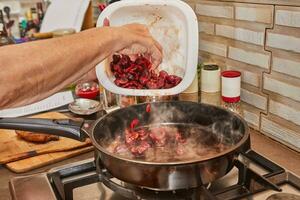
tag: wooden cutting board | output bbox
[0,112,92,164]
[6,146,94,173]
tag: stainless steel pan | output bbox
[0,101,250,190]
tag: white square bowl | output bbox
[96,0,198,96]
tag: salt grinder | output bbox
[221,70,242,114]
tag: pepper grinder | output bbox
[200,64,221,106]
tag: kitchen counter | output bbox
[0,129,299,200]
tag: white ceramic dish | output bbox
[96,0,198,96]
[68,98,102,115]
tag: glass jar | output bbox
[200,91,221,106]
[137,95,179,103]
[221,100,242,115]
[103,89,117,108]
[75,82,99,99]
[117,95,136,108]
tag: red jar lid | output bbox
[221,70,241,78]
[222,96,241,103]
[77,90,99,99]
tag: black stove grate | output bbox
[48,150,298,200]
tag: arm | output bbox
[0,25,162,109]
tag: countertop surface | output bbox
[0,129,299,200]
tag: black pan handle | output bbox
[0,118,86,141]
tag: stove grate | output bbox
[48,150,297,200]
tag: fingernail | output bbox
[103,18,110,26]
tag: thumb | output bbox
[103,17,110,26]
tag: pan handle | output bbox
[0,118,86,141]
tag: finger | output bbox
[103,17,110,26]
[128,54,138,61]
[103,18,112,70]
[148,45,163,69]
[152,38,163,53]
[150,47,163,69]
[123,23,152,36]
[137,38,163,68]
[125,40,163,68]
[118,44,148,55]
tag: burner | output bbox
[266,193,300,200]
[9,150,300,200]
[49,159,215,200]
[48,150,286,200]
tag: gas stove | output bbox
[9,150,300,200]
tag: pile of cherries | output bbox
[110,54,182,89]
[114,105,187,156]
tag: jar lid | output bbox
[201,65,220,93]
[221,70,241,103]
[221,70,241,78]
[203,64,219,71]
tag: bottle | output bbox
[200,64,221,106]
[25,10,38,37]
[3,6,12,37]
[43,0,51,10]
[221,70,242,115]
[37,2,44,23]
[0,10,10,46]
[18,17,27,38]
[31,8,39,27]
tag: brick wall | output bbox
[184,0,300,152]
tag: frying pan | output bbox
[0,101,250,190]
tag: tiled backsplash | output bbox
[184,0,300,152]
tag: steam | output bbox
[211,116,244,146]
[146,103,187,125]
[99,102,245,162]
[146,103,244,147]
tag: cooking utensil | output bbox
[32,32,54,39]
[3,6,14,31]
[0,112,91,164]
[3,6,10,20]
[0,101,250,190]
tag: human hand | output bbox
[113,23,163,68]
